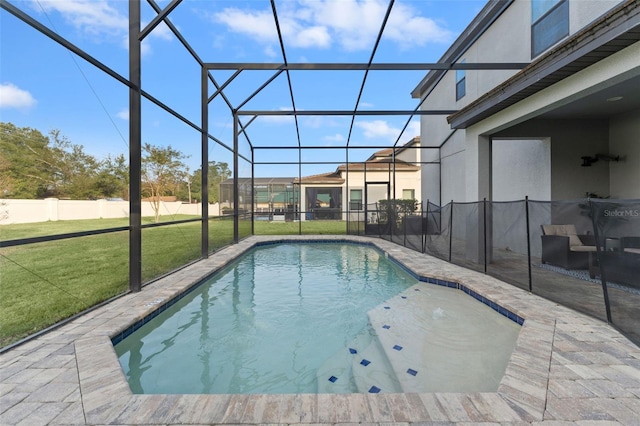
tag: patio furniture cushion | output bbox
[541,224,596,270]
[541,224,583,246]
[570,245,597,252]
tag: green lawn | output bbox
[0,217,352,347]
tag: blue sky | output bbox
[1,0,486,177]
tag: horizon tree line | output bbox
[0,122,231,210]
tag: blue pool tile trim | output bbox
[112,239,524,346]
[111,286,198,346]
[360,359,371,366]
[382,325,390,329]
[349,348,357,354]
[328,376,338,383]
[368,386,381,393]
[407,368,418,376]
[458,283,525,325]
[393,345,403,351]
[385,249,524,326]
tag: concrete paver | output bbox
[1,235,639,425]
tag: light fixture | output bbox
[581,153,621,167]
[606,96,623,102]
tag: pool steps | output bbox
[318,281,522,394]
[351,334,402,393]
[316,287,417,394]
[367,286,434,393]
[315,326,371,393]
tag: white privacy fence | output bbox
[0,198,220,225]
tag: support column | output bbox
[464,132,491,264]
[201,65,209,257]
[129,0,142,292]
[233,112,239,243]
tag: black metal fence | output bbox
[362,198,640,346]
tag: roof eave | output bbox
[447,1,640,129]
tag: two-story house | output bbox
[295,137,422,222]
[412,0,639,205]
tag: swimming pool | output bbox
[114,242,521,394]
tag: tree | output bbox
[1,122,131,201]
[190,161,231,204]
[141,143,190,222]
[46,129,101,199]
[0,123,117,199]
[95,154,129,200]
[0,122,53,198]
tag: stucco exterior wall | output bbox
[610,109,640,199]
[462,40,639,202]
[418,0,631,206]
[420,147,441,205]
[492,138,551,201]
[439,132,467,204]
[571,0,625,34]
[395,143,421,164]
[494,120,610,200]
[460,1,530,97]
[420,76,458,148]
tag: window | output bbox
[350,189,363,210]
[455,59,466,100]
[402,189,415,200]
[532,0,569,57]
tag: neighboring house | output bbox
[218,137,421,222]
[412,0,640,205]
[220,177,299,218]
[294,137,421,221]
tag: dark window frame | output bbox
[531,0,569,58]
[455,60,466,101]
[455,76,466,100]
[350,189,363,211]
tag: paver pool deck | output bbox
[1,235,640,425]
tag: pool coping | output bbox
[3,235,640,424]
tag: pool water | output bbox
[115,243,418,394]
[115,242,522,394]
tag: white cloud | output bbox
[146,21,173,41]
[141,39,153,57]
[301,116,327,128]
[264,44,278,58]
[35,0,172,55]
[120,34,153,56]
[406,120,420,138]
[213,8,278,43]
[324,133,345,142]
[299,0,386,50]
[212,0,452,52]
[355,119,400,140]
[0,83,37,110]
[116,108,128,121]
[293,25,331,48]
[385,2,454,47]
[355,119,421,142]
[33,0,127,36]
